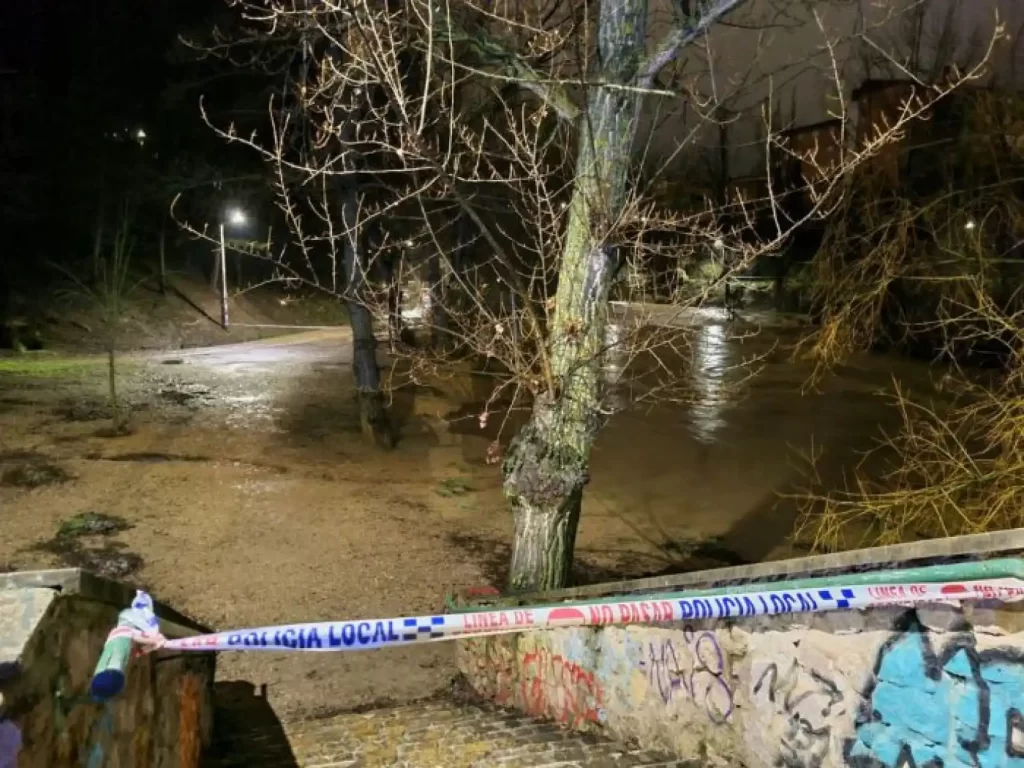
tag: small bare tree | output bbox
[185,0,995,590]
[55,210,139,435]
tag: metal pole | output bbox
[219,223,230,329]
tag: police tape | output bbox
[153,577,1024,654]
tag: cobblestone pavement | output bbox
[208,698,693,767]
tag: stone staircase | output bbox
[207,694,691,768]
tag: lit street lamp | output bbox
[218,207,249,330]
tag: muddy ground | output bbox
[0,326,944,717]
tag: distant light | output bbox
[135,128,147,143]
[713,238,725,250]
[227,208,247,226]
[964,220,976,231]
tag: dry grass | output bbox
[795,90,1024,551]
[795,378,1024,551]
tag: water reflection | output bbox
[602,322,627,412]
[689,323,731,443]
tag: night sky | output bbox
[0,0,252,293]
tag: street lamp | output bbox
[218,207,249,330]
[228,208,247,227]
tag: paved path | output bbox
[208,698,692,768]
[142,328,355,370]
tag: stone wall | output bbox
[0,572,215,768]
[457,538,1024,767]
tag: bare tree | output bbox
[55,209,140,435]
[185,0,995,590]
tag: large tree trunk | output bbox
[502,0,646,593]
[341,176,394,448]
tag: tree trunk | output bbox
[509,482,583,590]
[107,340,127,434]
[502,0,647,592]
[341,175,394,449]
[386,254,404,351]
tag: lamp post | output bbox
[218,208,248,329]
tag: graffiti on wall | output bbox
[638,626,734,724]
[749,614,1024,768]
[521,649,604,727]
[846,619,1024,768]
[752,659,845,768]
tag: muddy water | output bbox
[153,321,945,571]
[585,316,942,567]
[442,311,946,570]
[0,323,946,716]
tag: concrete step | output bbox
[207,698,691,768]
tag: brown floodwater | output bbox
[0,318,949,716]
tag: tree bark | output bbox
[341,175,394,448]
[502,0,647,593]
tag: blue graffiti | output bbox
[846,622,1024,768]
[86,704,114,768]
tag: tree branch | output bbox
[431,16,580,122]
[637,0,748,90]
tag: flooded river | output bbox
[0,316,947,716]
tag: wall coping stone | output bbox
[0,568,209,638]
[462,528,1024,609]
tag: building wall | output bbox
[0,586,215,768]
[458,592,1024,766]
[639,0,1024,180]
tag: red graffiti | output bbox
[521,650,603,726]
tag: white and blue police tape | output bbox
[156,577,1024,653]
